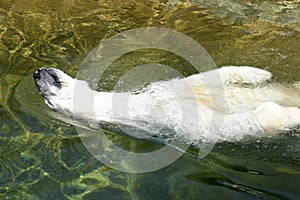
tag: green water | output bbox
[1,0,300,199]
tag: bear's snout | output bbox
[33,70,40,80]
[33,68,61,94]
[33,68,49,80]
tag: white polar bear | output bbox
[33,66,300,142]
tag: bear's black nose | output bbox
[33,70,40,79]
[33,68,48,80]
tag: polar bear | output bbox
[33,67,300,142]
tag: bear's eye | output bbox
[45,99,56,109]
[48,69,60,83]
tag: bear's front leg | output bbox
[253,102,300,133]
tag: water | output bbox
[1,0,300,199]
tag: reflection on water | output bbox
[0,0,300,199]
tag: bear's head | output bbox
[33,68,76,110]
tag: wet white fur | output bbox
[42,66,300,142]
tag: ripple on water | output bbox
[1,0,300,199]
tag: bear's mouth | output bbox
[33,68,61,91]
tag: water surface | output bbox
[0,0,300,199]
